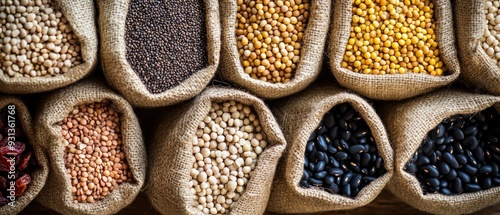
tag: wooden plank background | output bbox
[18,189,500,214]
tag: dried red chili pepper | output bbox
[0,176,6,190]
[14,174,30,197]
[18,151,32,171]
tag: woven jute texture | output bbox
[0,97,48,215]
[267,83,393,213]
[219,0,330,99]
[146,87,286,215]
[380,89,500,215]
[98,0,220,108]
[329,0,460,100]
[0,0,97,94]
[456,0,500,96]
[35,79,146,215]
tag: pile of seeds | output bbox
[300,103,386,198]
[189,101,268,214]
[0,0,82,77]
[0,105,37,205]
[405,107,500,195]
[60,100,132,203]
[236,0,311,83]
[342,0,444,75]
[481,0,500,66]
[125,0,208,94]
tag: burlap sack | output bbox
[35,79,146,215]
[0,96,48,215]
[267,83,393,213]
[146,87,286,215]
[380,89,500,215]
[329,0,460,100]
[98,0,220,108]
[456,0,500,96]
[0,0,97,94]
[219,0,330,99]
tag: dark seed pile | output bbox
[405,107,500,195]
[125,0,208,94]
[300,103,386,198]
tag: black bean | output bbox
[329,168,344,176]
[341,131,351,141]
[481,177,492,189]
[406,163,418,174]
[429,152,437,164]
[355,130,368,138]
[446,169,457,180]
[474,147,485,163]
[479,165,493,174]
[375,157,383,169]
[348,162,361,173]
[440,179,448,188]
[349,145,366,154]
[316,151,326,161]
[306,141,314,153]
[463,126,478,136]
[339,139,350,151]
[422,165,439,178]
[316,135,328,152]
[452,178,462,194]
[342,184,352,197]
[342,172,354,185]
[425,177,440,188]
[438,162,450,175]
[327,145,338,154]
[363,176,376,183]
[464,184,481,192]
[317,125,328,135]
[453,142,464,155]
[329,127,339,140]
[325,175,335,185]
[457,171,471,183]
[416,155,431,166]
[435,137,445,145]
[334,152,349,160]
[463,165,478,175]
[443,152,459,169]
[300,180,310,188]
[314,171,327,179]
[309,178,323,185]
[456,154,467,165]
[324,113,334,128]
[485,135,498,144]
[491,163,499,175]
[343,109,355,121]
[307,162,315,172]
[350,174,362,189]
[493,178,500,186]
[451,128,465,140]
[327,183,339,194]
[441,188,453,195]
[315,161,326,172]
[361,154,371,167]
[330,157,340,168]
[339,119,348,130]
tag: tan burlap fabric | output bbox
[329,0,460,100]
[219,0,330,99]
[456,0,500,96]
[98,0,220,108]
[0,97,48,215]
[0,0,97,94]
[380,89,500,215]
[267,83,393,213]
[35,79,146,215]
[146,87,286,215]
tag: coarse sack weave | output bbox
[267,83,393,213]
[219,0,331,99]
[0,96,48,215]
[0,0,97,94]
[98,0,220,108]
[380,89,500,215]
[146,87,286,215]
[35,79,146,215]
[456,0,500,96]
[329,0,460,100]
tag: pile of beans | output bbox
[236,0,310,83]
[0,0,82,77]
[0,105,36,206]
[189,101,267,214]
[481,0,500,66]
[60,100,131,203]
[300,103,386,198]
[342,0,444,76]
[405,107,500,195]
[125,0,208,94]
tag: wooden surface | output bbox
[18,189,500,214]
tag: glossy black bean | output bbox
[317,125,328,135]
[307,162,315,172]
[343,109,355,121]
[329,127,339,140]
[361,154,371,167]
[309,178,323,185]
[375,157,383,169]
[464,184,481,192]
[308,131,317,141]
[452,178,462,194]
[438,162,450,175]
[474,146,485,163]
[355,129,368,138]
[352,153,361,162]
[342,172,354,185]
[339,139,350,151]
[300,179,310,188]
[339,119,348,130]
[423,140,434,154]
[443,152,459,169]
[425,177,440,188]
[479,165,493,174]
[485,135,499,144]
[451,128,465,140]
[348,121,358,131]
[464,165,478,175]
[362,176,376,183]
[429,152,437,164]
[334,152,349,160]
[454,142,464,154]
[406,163,418,174]
[350,174,362,189]
[314,171,327,179]
[329,168,344,176]
[435,137,445,145]
[456,154,467,165]
[441,188,453,195]
[324,113,334,128]
[327,145,337,154]
[491,163,499,175]
[481,177,492,189]
[446,169,457,180]
[493,177,500,186]
[440,180,448,188]
[457,171,471,183]
[422,165,439,178]
[302,170,311,180]
[465,150,478,166]
[327,183,339,194]
[315,151,326,161]
[315,161,326,172]
[330,157,340,168]
[304,156,309,168]
[325,175,335,185]
[463,126,478,136]
[416,155,431,166]
[358,137,367,144]
[306,141,314,153]
[445,135,454,144]
[348,162,360,173]
[342,184,352,197]
[317,135,328,152]
[348,144,365,154]
[341,130,351,141]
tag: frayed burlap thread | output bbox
[146,87,286,215]
[0,0,97,94]
[0,97,48,215]
[98,0,220,107]
[329,0,460,100]
[35,79,146,215]
[219,0,330,99]
[267,83,393,213]
[380,89,500,215]
[456,0,500,96]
